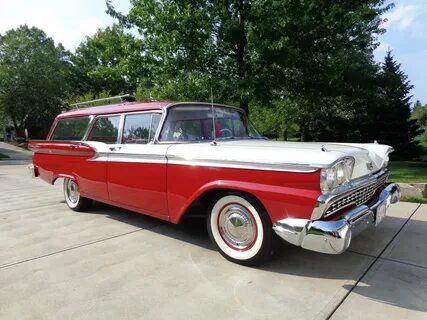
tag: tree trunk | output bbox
[283,128,288,141]
[12,119,26,138]
[240,96,249,115]
[300,122,309,142]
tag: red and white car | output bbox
[29,98,400,265]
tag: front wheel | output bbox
[207,193,273,266]
[63,178,92,211]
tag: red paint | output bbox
[30,141,321,223]
[29,141,109,201]
[30,102,323,226]
[107,161,168,217]
[166,164,321,224]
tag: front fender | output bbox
[170,179,320,224]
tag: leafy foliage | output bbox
[412,100,427,136]
[372,51,422,159]
[71,24,147,97]
[0,25,71,138]
[0,2,422,159]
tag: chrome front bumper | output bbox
[273,183,401,254]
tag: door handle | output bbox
[109,146,121,152]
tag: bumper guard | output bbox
[272,183,400,254]
[28,163,38,178]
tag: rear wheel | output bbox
[207,193,273,266]
[63,178,92,211]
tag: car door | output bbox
[106,112,169,218]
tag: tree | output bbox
[107,0,274,112]
[71,24,147,97]
[412,100,427,143]
[0,25,71,138]
[249,0,391,141]
[372,51,422,159]
[412,100,427,127]
[107,0,390,141]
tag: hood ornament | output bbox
[366,161,374,171]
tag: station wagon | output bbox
[29,96,400,265]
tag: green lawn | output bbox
[388,161,427,183]
[387,139,427,184]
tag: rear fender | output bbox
[29,141,96,185]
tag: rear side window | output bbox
[51,117,90,141]
[122,113,161,144]
[87,116,120,144]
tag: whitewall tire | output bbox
[207,193,273,266]
[63,178,92,212]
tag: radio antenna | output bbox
[211,87,217,145]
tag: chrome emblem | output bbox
[366,161,374,171]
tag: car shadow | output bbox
[86,201,426,313]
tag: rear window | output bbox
[51,117,90,141]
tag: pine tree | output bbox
[375,51,422,159]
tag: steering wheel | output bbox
[220,128,233,137]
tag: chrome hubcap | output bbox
[66,180,79,204]
[218,204,257,249]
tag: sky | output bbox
[0,0,426,104]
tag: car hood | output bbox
[166,140,393,179]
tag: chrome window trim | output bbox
[153,107,169,144]
[48,115,93,141]
[311,168,389,220]
[81,115,95,141]
[47,119,58,140]
[117,114,125,144]
[154,103,251,144]
[119,110,163,145]
[81,110,162,145]
[85,114,122,144]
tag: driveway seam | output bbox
[325,202,422,319]
[348,250,427,270]
[379,257,427,270]
[0,223,163,270]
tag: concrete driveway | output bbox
[0,164,426,320]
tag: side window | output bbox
[87,116,120,144]
[51,117,90,141]
[122,113,151,144]
[122,113,162,144]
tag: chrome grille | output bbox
[324,175,387,217]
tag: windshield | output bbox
[159,105,262,142]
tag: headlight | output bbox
[320,157,354,194]
[336,162,346,185]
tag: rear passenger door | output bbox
[106,112,169,217]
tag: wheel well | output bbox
[179,188,267,222]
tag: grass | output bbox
[388,140,427,183]
[401,196,427,204]
[388,161,427,183]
